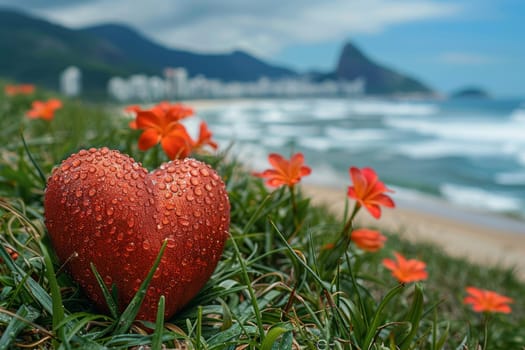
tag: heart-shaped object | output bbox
[44,147,230,320]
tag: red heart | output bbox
[44,147,230,320]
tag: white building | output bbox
[60,66,82,96]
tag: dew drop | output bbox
[126,242,136,252]
[117,232,124,241]
[75,189,83,198]
[166,238,176,248]
[142,240,151,250]
[106,207,114,216]
[127,218,135,228]
[179,218,190,227]
[186,193,194,201]
[199,168,210,177]
[72,159,81,167]
[88,166,97,174]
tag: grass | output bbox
[0,86,524,349]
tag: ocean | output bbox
[192,97,525,222]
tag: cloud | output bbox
[3,0,461,57]
[438,52,497,65]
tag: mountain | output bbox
[0,8,433,97]
[450,86,490,99]
[81,24,296,82]
[0,8,295,96]
[334,42,433,95]
[0,8,150,97]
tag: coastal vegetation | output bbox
[0,84,524,349]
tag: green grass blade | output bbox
[151,295,165,350]
[399,283,425,350]
[114,239,168,334]
[39,241,69,349]
[362,283,405,350]
[90,262,119,319]
[260,325,290,350]
[20,130,46,186]
[0,305,40,350]
[229,234,265,343]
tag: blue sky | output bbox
[2,0,524,97]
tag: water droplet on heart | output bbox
[179,218,190,226]
[88,166,97,174]
[117,232,124,241]
[205,183,212,191]
[80,171,88,180]
[166,237,176,248]
[199,168,210,177]
[158,182,166,190]
[194,187,203,196]
[193,210,202,218]
[106,207,114,216]
[167,165,176,173]
[126,242,135,252]
[190,169,199,177]
[162,217,170,225]
[101,147,109,155]
[127,218,135,228]
[95,215,102,222]
[164,175,173,183]
[142,240,151,250]
[88,188,96,197]
[109,226,116,235]
[75,190,82,198]
[72,159,81,167]
[164,192,172,199]
[72,172,79,180]
[62,163,71,171]
[186,193,194,201]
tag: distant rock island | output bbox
[451,87,490,99]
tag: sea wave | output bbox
[440,183,522,212]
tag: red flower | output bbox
[26,99,62,121]
[193,121,218,151]
[383,252,428,283]
[347,167,395,219]
[464,287,513,314]
[253,153,311,187]
[350,228,387,252]
[133,102,195,159]
[5,84,35,96]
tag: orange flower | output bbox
[350,228,387,252]
[26,99,62,121]
[464,287,513,314]
[253,153,312,187]
[134,102,195,159]
[347,167,395,219]
[5,84,35,96]
[383,252,428,283]
[193,121,218,151]
[124,105,142,129]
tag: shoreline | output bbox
[301,184,525,280]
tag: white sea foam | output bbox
[440,183,522,212]
[297,136,334,151]
[347,100,438,116]
[395,140,503,159]
[266,124,320,137]
[510,107,525,122]
[495,171,525,185]
[324,126,389,142]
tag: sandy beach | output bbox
[301,184,525,280]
